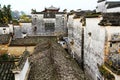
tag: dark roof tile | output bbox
[106,1,120,9]
[97,0,106,3]
[99,13,120,26]
[32,12,65,14]
[0,62,15,80]
[17,50,30,70]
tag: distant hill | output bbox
[11,10,26,19]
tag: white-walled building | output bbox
[84,13,120,80]
[0,24,14,34]
[67,12,105,80]
[67,11,120,80]
[0,49,30,80]
[20,22,32,38]
[96,0,120,13]
[84,16,105,80]
[0,27,10,34]
[12,50,30,80]
[67,12,83,63]
[31,6,67,36]
[96,0,107,12]
[12,23,32,38]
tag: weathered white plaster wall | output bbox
[96,1,106,12]
[71,18,82,61]
[105,27,120,41]
[67,14,74,41]
[20,58,30,80]
[106,7,120,13]
[8,24,14,33]
[14,58,30,80]
[31,13,67,36]
[20,23,32,35]
[0,27,10,34]
[14,74,20,80]
[55,14,64,34]
[84,18,105,80]
[96,0,120,13]
[14,26,22,38]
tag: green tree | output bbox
[31,9,36,14]
[7,5,12,23]
[0,4,12,26]
[20,14,31,22]
[2,5,8,24]
[0,53,9,61]
[0,5,3,25]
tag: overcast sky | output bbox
[0,0,118,14]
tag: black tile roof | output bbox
[17,50,30,70]
[10,36,56,46]
[32,12,65,14]
[67,11,86,19]
[73,11,100,18]
[56,12,66,14]
[0,50,30,80]
[85,13,100,18]
[31,12,44,14]
[0,62,15,80]
[106,1,120,9]
[97,0,106,3]
[45,5,59,10]
[19,21,32,23]
[0,24,9,27]
[99,13,120,26]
